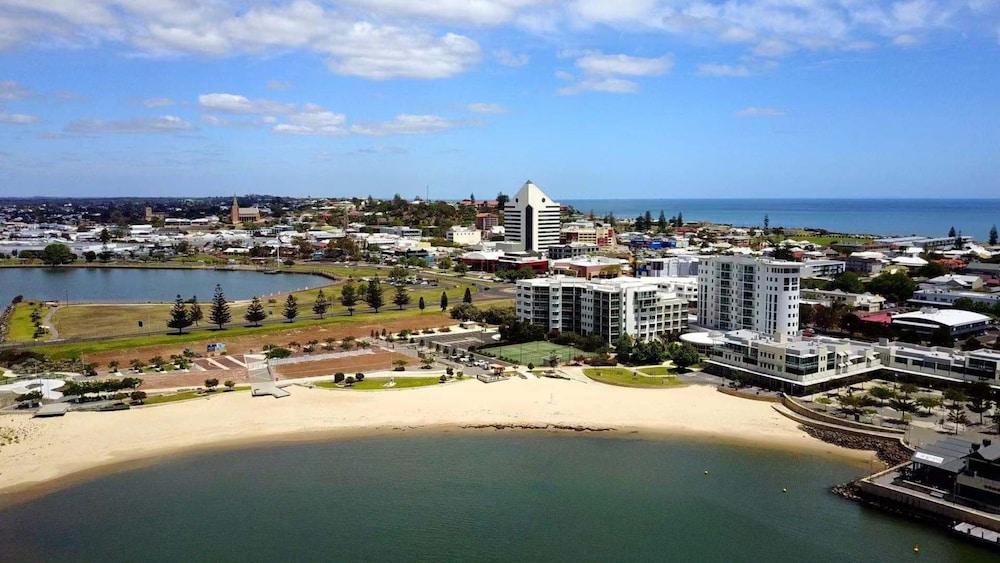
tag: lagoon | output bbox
[0,267,327,307]
[0,434,991,562]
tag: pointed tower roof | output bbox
[513,180,557,207]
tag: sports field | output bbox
[480,341,592,366]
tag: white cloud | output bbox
[266,79,292,91]
[198,93,294,114]
[273,105,349,136]
[0,1,482,80]
[64,115,195,134]
[559,77,639,95]
[467,102,506,114]
[735,106,786,117]
[494,48,529,67]
[0,80,32,100]
[351,114,465,136]
[0,111,38,124]
[576,52,673,76]
[559,51,671,94]
[697,63,751,77]
[141,96,175,108]
[892,33,921,46]
[343,0,542,26]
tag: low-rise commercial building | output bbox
[640,256,700,278]
[891,307,991,340]
[800,288,886,312]
[547,242,599,259]
[910,288,1000,309]
[515,276,687,344]
[445,225,482,246]
[551,256,628,280]
[801,259,846,278]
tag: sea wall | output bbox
[782,394,905,435]
[716,386,780,402]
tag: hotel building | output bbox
[503,180,561,253]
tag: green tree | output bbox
[990,225,998,246]
[614,333,634,364]
[799,303,815,326]
[418,296,425,313]
[657,210,667,233]
[209,284,231,329]
[440,291,449,311]
[167,294,192,334]
[283,294,298,322]
[889,394,916,423]
[312,289,329,319]
[670,342,700,371]
[388,265,408,284]
[867,271,916,304]
[365,277,384,313]
[40,243,76,265]
[916,395,942,415]
[188,296,203,326]
[463,287,473,304]
[244,296,266,327]
[392,285,411,310]
[99,228,112,244]
[867,385,895,407]
[967,382,993,425]
[204,378,219,391]
[831,272,865,294]
[340,280,358,315]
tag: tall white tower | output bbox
[503,180,561,253]
[697,255,802,336]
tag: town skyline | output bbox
[0,1,998,198]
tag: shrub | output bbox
[439,374,447,383]
[264,347,292,359]
[446,367,454,375]
[344,376,356,386]
[355,373,365,382]
[334,372,345,383]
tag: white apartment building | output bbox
[697,256,802,336]
[503,180,561,253]
[653,276,698,306]
[641,255,700,278]
[516,275,687,345]
[445,225,482,246]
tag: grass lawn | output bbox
[143,386,249,405]
[6,302,50,342]
[315,377,443,390]
[583,367,683,388]
[49,282,482,341]
[480,341,592,366]
[637,365,675,376]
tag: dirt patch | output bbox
[83,312,452,367]
[137,368,248,390]
[272,351,414,379]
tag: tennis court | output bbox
[479,341,592,366]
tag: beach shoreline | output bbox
[0,381,879,508]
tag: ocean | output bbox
[563,199,1000,240]
[0,434,992,562]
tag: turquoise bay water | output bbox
[0,267,327,308]
[565,198,1000,240]
[0,434,991,562]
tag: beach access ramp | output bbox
[246,354,291,399]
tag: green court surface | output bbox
[480,341,592,366]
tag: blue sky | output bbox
[0,1,998,200]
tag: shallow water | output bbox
[0,433,991,562]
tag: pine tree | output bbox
[283,294,298,322]
[244,296,266,327]
[209,284,231,330]
[418,296,425,313]
[463,287,473,304]
[676,211,683,227]
[948,226,957,237]
[167,294,192,334]
[188,296,203,326]
[990,225,998,246]
[764,214,770,230]
[393,285,410,310]
[365,277,384,313]
[340,280,358,315]
[440,291,449,311]
[312,289,329,319]
[657,210,667,233]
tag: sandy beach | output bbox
[0,379,877,505]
